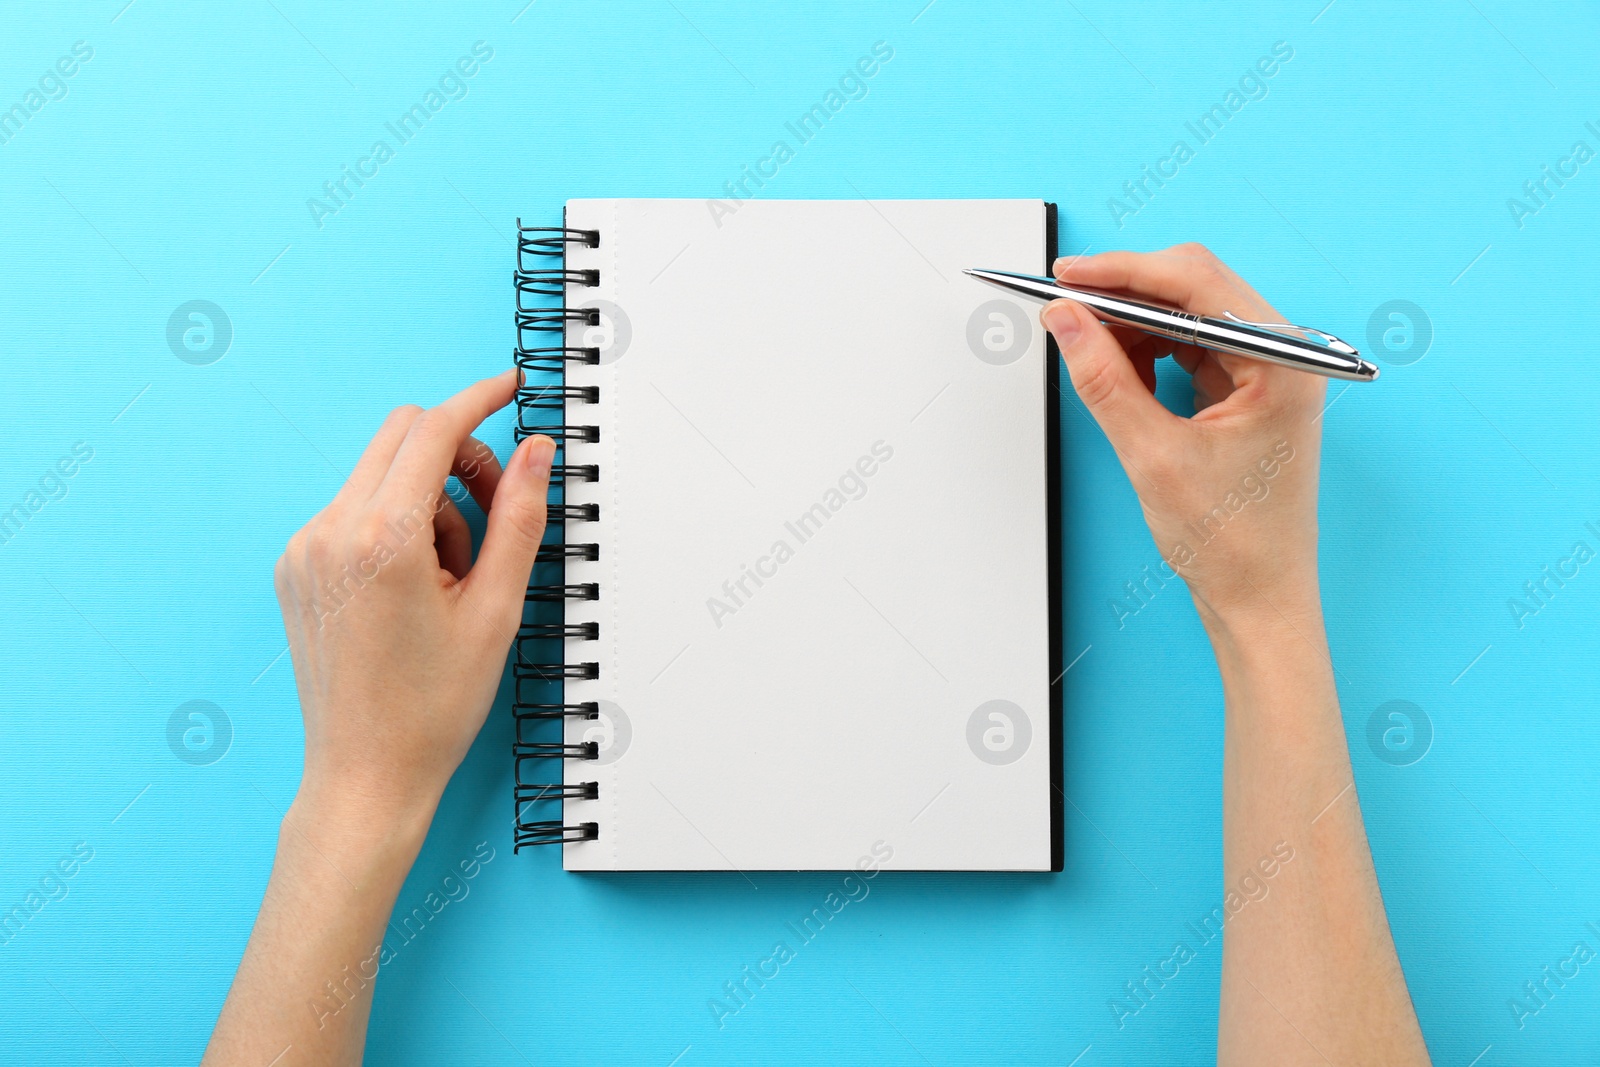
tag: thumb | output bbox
[465,434,555,628]
[1042,299,1178,456]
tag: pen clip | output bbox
[1221,311,1358,355]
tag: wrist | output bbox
[284,777,437,888]
[1194,570,1322,642]
[1201,621,1344,750]
[1197,581,1330,686]
[298,753,446,835]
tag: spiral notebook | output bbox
[512,199,1062,871]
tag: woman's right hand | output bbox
[1041,244,1329,634]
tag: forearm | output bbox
[1205,593,1429,1066]
[205,379,550,1063]
[203,787,434,1067]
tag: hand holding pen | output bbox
[1033,245,1431,1065]
[1031,244,1331,626]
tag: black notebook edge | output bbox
[1044,202,1065,873]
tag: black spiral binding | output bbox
[513,219,602,850]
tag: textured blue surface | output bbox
[3,1,1598,1063]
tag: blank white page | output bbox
[558,198,1054,871]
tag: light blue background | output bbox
[3,1,1598,1063]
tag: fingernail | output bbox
[1053,255,1082,278]
[522,435,555,474]
[1042,301,1082,346]
[512,365,526,390]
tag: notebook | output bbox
[511,199,1062,871]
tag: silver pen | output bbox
[965,268,1378,382]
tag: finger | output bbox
[376,369,519,512]
[1168,344,1210,373]
[1194,358,1238,409]
[330,405,423,512]
[1062,249,1299,396]
[461,434,556,629]
[1168,348,1237,409]
[450,435,506,514]
[1108,325,1158,355]
[1102,329,1239,412]
[1059,250,1277,393]
[1112,328,1201,365]
[1119,331,1182,367]
[434,496,473,581]
[1173,346,1204,381]
[1108,329,1174,394]
[1129,347,1157,394]
[1042,300,1180,457]
[1055,244,1274,320]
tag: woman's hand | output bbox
[1042,244,1326,631]
[1047,247,1431,1065]
[273,369,555,825]
[206,371,556,1067]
